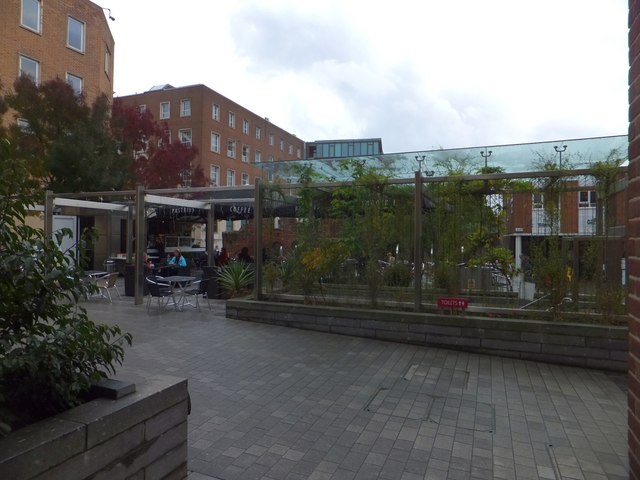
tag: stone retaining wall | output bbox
[0,375,188,479]
[227,299,628,372]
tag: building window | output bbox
[19,55,39,83]
[21,0,41,33]
[241,173,250,185]
[65,73,83,94]
[242,119,249,134]
[67,17,85,52]
[181,170,192,188]
[180,99,191,117]
[255,126,261,140]
[158,129,171,147]
[225,219,233,232]
[255,150,262,163]
[160,101,170,119]
[178,128,192,147]
[279,139,284,151]
[296,148,301,159]
[532,193,543,209]
[138,104,146,113]
[227,139,236,158]
[211,132,220,153]
[288,144,293,155]
[17,118,31,132]
[212,103,220,121]
[268,134,274,146]
[579,191,597,207]
[268,154,274,163]
[242,145,249,163]
[210,164,220,186]
[104,46,111,77]
[227,169,235,186]
[228,111,235,128]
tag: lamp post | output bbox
[102,8,115,21]
[415,155,434,176]
[480,148,492,170]
[554,145,567,168]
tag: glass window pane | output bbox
[21,0,40,32]
[66,73,82,94]
[19,55,39,82]
[67,17,84,52]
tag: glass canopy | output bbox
[259,134,627,182]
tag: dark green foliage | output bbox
[6,76,131,191]
[382,262,412,287]
[0,140,131,433]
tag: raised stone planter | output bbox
[226,299,628,372]
[0,375,188,479]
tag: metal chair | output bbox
[183,278,211,310]
[145,276,173,312]
[94,272,120,302]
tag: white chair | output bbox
[183,278,211,310]
[95,272,120,302]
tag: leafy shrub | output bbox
[217,261,255,297]
[0,140,132,433]
[263,261,284,292]
[382,262,412,287]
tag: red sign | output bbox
[437,297,469,309]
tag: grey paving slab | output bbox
[83,288,629,479]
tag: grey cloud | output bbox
[230,6,365,71]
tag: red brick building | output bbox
[628,1,640,477]
[0,0,114,106]
[118,84,305,188]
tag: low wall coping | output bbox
[0,374,187,479]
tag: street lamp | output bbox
[480,148,492,169]
[102,8,115,21]
[554,145,567,168]
[415,155,434,176]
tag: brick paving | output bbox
[84,287,628,480]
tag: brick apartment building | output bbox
[118,84,305,188]
[0,0,114,107]
[507,177,627,275]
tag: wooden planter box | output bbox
[227,299,628,372]
[0,375,188,479]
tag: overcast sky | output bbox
[105,0,629,154]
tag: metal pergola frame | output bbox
[45,184,256,306]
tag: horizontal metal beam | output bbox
[144,194,211,209]
[53,198,129,211]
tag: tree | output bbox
[0,137,131,433]
[110,99,207,189]
[6,76,129,191]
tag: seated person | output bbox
[237,246,254,264]
[143,253,154,269]
[168,248,187,268]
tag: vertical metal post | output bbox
[126,206,133,264]
[207,201,216,266]
[134,185,145,305]
[254,179,263,300]
[44,190,54,238]
[414,170,423,311]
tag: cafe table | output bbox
[162,275,197,311]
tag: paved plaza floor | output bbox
[84,287,629,480]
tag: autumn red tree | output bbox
[110,99,206,189]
